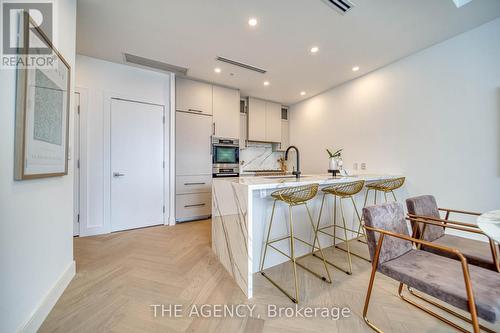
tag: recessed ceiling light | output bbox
[263,81,270,86]
[300,91,306,96]
[214,67,221,73]
[310,46,319,54]
[248,18,258,26]
[352,66,360,72]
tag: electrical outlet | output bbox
[361,163,366,170]
[353,163,358,170]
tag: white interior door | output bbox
[111,98,165,232]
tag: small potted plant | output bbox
[326,148,343,171]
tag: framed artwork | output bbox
[14,12,71,180]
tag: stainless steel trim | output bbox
[213,163,239,168]
[184,203,206,208]
[213,143,239,147]
[176,110,213,117]
[213,173,238,177]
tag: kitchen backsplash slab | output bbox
[240,143,284,173]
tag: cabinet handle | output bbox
[188,108,203,113]
[212,122,216,136]
[184,182,206,186]
[184,203,206,208]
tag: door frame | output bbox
[103,91,172,233]
[73,92,81,236]
[74,87,89,236]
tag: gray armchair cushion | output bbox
[380,249,500,323]
[406,195,444,241]
[362,202,412,264]
[429,234,497,271]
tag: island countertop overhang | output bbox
[213,174,402,191]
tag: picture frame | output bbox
[14,11,71,180]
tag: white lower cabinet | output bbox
[175,193,211,221]
[176,175,212,195]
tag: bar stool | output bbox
[259,184,332,304]
[313,180,367,275]
[363,177,406,206]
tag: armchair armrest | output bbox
[406,216,500,273]
[439,207,481,219]
[364,224,466,261]
[407,215,483,234]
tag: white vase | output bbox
[329,157,338,171]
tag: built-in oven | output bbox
[212,138,239,177]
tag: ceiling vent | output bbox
[124,53,188,76]
[216,56,267,74]
[321,0,355,15]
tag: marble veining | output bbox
[212,173,402,298]
[240,143,283,172]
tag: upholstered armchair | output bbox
[362,202,500,333]
[406,195,499,272]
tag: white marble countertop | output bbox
[214,174,400,190]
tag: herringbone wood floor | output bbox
[39,220,496,333]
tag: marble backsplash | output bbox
[240,143,284,173]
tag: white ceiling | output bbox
[76,0,500,105]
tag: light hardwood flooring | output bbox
[40,220,498,333]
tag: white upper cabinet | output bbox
[248,97,282,143]
[213,85,240,139]
[265,102,282,143]
[176,78,213,115]
[247,97,267,141]
[281,120,289,150]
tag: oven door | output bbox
[213,145,239,165]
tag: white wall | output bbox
[0,1,77,332]
[75,55,172,236]
[290,18,500,214]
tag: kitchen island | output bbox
[211,174,402,298]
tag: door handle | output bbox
[113,172,125,177]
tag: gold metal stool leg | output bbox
[313,194,353,275]
[305,203,332,284]
[260,199,331,304]
[333,196,372,263]
[391,190,397,202]
[289,205,300,303]
[338,198,353,274]
[259,200,277,272]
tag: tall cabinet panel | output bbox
[213,85,240,139]
[265,102,282,143]
[176,78,213,115]
[175,111,212,176]
[247,97,267,141]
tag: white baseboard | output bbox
[18,260,76,333]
